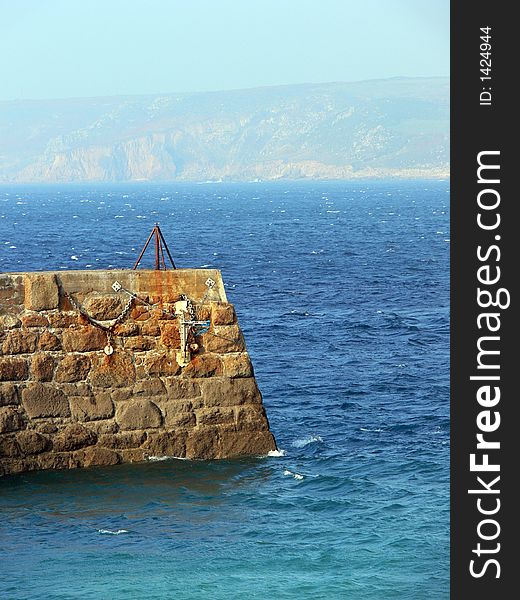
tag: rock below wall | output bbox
[0,270,277,476]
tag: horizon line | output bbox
[0,75,450,104]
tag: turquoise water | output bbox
[0,181,449,598]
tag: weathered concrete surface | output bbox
[0,269,276,476]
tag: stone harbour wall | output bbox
[0,269,276,476]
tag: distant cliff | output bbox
[0,78,449,183]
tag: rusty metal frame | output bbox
[132,224,176,270]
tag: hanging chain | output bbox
[64,278,237,357]
[113,296,134,325]
[65,292,133,332]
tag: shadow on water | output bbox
[1,457,272,510]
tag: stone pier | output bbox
[0,269,276,476]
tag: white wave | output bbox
[284,469,304,480]
[292,435,323,448]
[70,255,78,260]
[360,427,382,433]
[265,449,285,457]
[147,455,189,461]
[98,529,128,535]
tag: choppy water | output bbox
[0,180,449,599]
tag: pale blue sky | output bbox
[0,0,449,101]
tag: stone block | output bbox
[0,315,21,329]
[158,398,193,414]
[165,378,201,399]
[22,383,70,418]
[222,353,254,378]
[58,382,91,396]
[70,393,114,422]
[75,446,120,468]
[0,458,27,475]
[38,331,61,351]
[185,426,220,459]
[36,452,73,471]
[32,354,56,382]
[124,336,154,351]
[86,419,119,435]
[21,314,49,328]
[2,330,38,355]
[0,383,19,406]
[145,352,181,376]
[160,322,180,349]
[183,354,223,378]
[0,435,21,457]
[111,388,132,402]
[211,303,236,326]
[118,448,147,463]
[201,377,261,408]
[196,305,211,320]
[82,295,125,320]
[0,276,24,308]
[195,407,234,427]
[130,306,149,320]
[24,273,59,311]
[219,430,277,458]
[140,320,161,336]
[115,399,163,430]
[0,407,26,433]
[48,313,79,328]
[89,352,136,388]
[53,423,97,452]
[55,354,91,383]
[35,422,58,435]
[235,405,269,431]
[62,327,106,352]
[203,324,245,353]
[164,410,196,428]
[113,322,139,337]
[0,358,29,381]
[98,431,146,449]
[133,378,166,397]
[144,430,187,457]
[16,430,51,455]
[135,365,147,379]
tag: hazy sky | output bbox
[0,0,449,101]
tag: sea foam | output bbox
[98,529,128,535]
[283,470,304,480]
[266,449,286,457]
[292,435,323,448]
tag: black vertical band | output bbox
[451,2,516,597]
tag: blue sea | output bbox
[0,180,449,599]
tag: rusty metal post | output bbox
[154,225,160,270]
